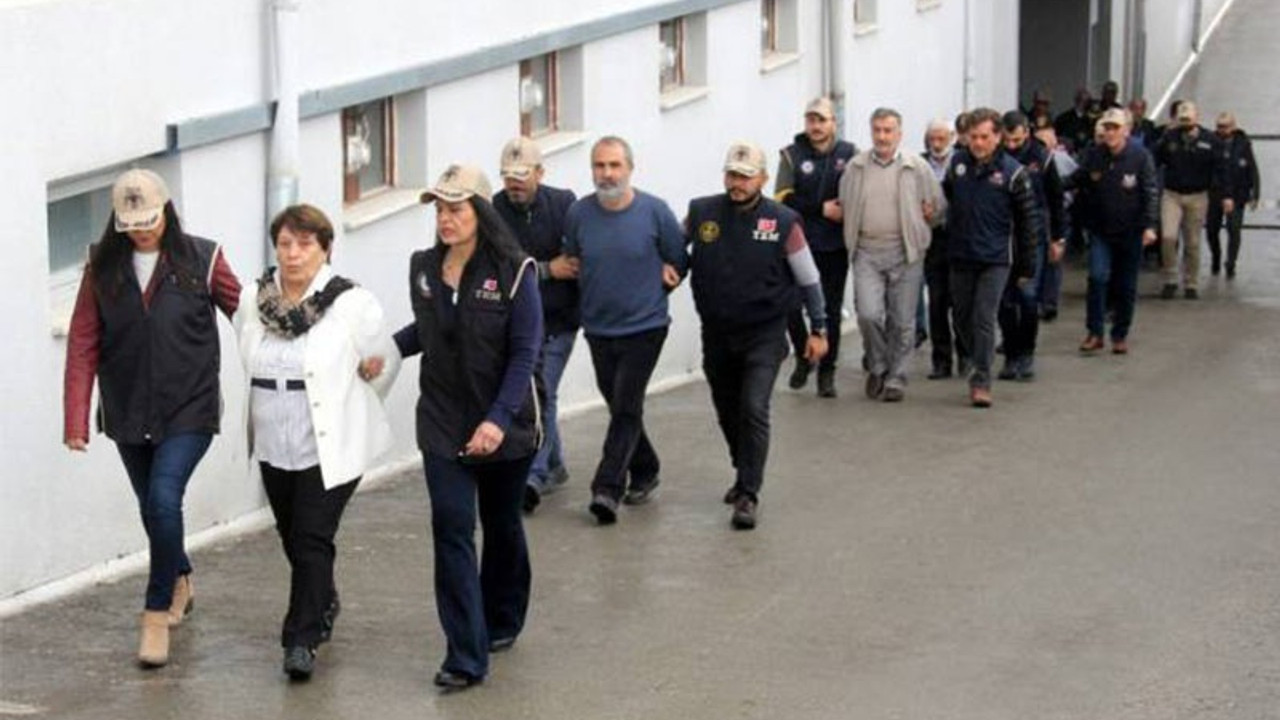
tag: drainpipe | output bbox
[826,0,847,128]
[266,0,301,266]
[962,0,975,108]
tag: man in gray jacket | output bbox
[839,108,945,402]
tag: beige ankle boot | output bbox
[168,575,194,627]
[138,610,170,668]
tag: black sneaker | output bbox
[817,368,837,398]
[927,365,952,380]
[1184,287,1199,300]
[997,359,1018,381]
[522,484,542,514]
[1210,259,1221,275]
[731,495,758,530]
[622,476,660,505]
[723,486,744,505]
[283,645,316,681]
[787,359,812,389]
[1039,307,1059,322]
[488,636,517,653]
[1160,283,1178,299]
[588,494,618,525]
[1016,356,1036,381]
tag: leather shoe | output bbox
[731,495,757,530]
[1111,339,1129,355]
[997,359,1018,381]
[864,373,884,400]
[1079,335,1105,354]
[970,386,993,408]
[588,494,618,525]
[1160,283,1178,300]
[434,670,483,691]
[723,486,743,505]
[488,636,517,653]
[1184,287,1199,300]
[283,645,316,681]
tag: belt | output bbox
[250,378,306,391]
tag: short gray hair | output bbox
[592,135,635,168]
[870,107,902,126]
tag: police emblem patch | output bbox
[1121,173,1137,189]
[956,164,967,177]
[416,271,432,299]
[800,160,815,175]
[699,221,720,243]
[989,171,1005,186]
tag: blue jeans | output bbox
[424,452,532,679]
[116,432,213,610]
[527,330,577,490]
[1087,231,1143,340]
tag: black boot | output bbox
[817,368,837,398]
[787,358,812,389]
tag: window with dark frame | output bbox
[520,53,559,137]
[761,0,778,54]
[342,98,396,205]
[659,19,685,92]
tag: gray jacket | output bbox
[838,149,946,264]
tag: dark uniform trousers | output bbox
[702,317,789,500]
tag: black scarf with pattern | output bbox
[256,268,355,339]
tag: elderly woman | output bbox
[235,204,398,680]
[389,165,542,691]
[63,169,242,668]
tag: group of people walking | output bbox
[61,82,1259,691]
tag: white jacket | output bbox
[235,273,401,489]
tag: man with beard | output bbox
[775,97,856,398]
[840,108,945,402]
[1205,111,1260,279]
[564,136,688,525]
[922,118,968,379]
[685,141,828,529]
[492,137,578,513]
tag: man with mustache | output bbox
[684,141,828,529]
[564,136,688,525]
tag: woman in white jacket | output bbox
[235,204,399,681]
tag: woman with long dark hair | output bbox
[386,165,542,691]
[63,169,241,668]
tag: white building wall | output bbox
[0,0,1029,606]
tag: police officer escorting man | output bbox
[1206,112,1260,279]
[685,141,828,530]
[1073,108,1160,355]
[1153,100,1232,299]
[492,137,579,513]
[775,97,856,398]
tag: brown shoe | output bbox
[1078,335,1105,354]
[970,387,993,408]
[138,611,171,668]
[1111,339,1129,355]
[168,574,193,627]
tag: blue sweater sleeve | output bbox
[654,200,690,274]
[485,266,543,431]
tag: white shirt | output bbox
[248,268,327,471]
[133,250,160,291]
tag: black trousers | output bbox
[786,248,849,371]
[925,257,968,371]
[702,319,788,499]
[260,463,358,648]
[586,327,668,499]
[1206,192,1246,269]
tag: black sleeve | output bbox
[1010,170,1043,279]
[1211,135,1233,198]
[1244,137,1261,201]
[1139,150,1160,233]
[1042,158,1068,240]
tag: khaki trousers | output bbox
[1160,190,1209,289]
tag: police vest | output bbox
[408,246,539,462]
[687,195,799,331]
[93,235,222,444]
[783,136,855,252]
